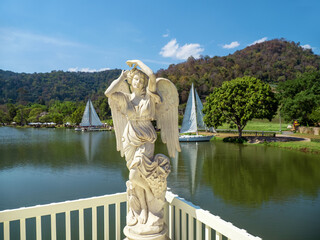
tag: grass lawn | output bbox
[215,118,290,132]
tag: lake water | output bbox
[0,127,320,240]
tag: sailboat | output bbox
[75,99,104,131]
[179,83,214,142]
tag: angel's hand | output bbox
[126,60,140,68]
[119,70,129,80]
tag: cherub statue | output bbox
[105,60,181,239]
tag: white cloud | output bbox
[222,41,240,49]
[68,67,110,72]
[163,33,169,38]
[160,39,204,60]
[302,44,312,49]
[249,37,268,46]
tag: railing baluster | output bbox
[66,211,71,240]
[92,207,97,240]
[51,213,56,240]
[216,231,222,240]
[20,218,26,240]
[115,202,121,240]
[36,216,41,240]
[205,225,211,240]
[175,207,180,240]
[4,221,9,240]
[79,209,84,240]
[104,205,109,240]
[196,220,202,240]
[169,204,174,239]
[181,211,186,240]
[188,216,194,240]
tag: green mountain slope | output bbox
[156,39,320,103]
[0,69,121,104]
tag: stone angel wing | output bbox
[156,78,181,158]
[108,81,130,157]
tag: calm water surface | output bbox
[0,127,320,240]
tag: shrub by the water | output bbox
[223,137,248,144]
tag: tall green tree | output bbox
[203,76,278,137]
[277,70,320,126]
[70,105,85,125]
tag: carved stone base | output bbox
[124,224,168,240]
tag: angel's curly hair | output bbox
[126,68,148,88]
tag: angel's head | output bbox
[127,69,148,92]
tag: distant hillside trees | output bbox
[0,69,121,104]
[203,76,279,137]
[156,39,320,105]
[0,99,110,125]
[278,70,320,126]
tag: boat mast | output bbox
[193,85,199,136]
[89,99,92,127]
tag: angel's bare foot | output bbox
[138,208,148,224]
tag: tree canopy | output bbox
[277,70,320,126]
[203,76,279,137]
[156,39,320,105]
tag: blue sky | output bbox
[0,0,319,73]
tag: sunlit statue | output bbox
[105,60,181,240]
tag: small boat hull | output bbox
[179,135,214,142]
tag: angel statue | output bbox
[105,60,181,240]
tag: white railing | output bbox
[0,191,262,240]
[165,192,262,240]
[0,192,127,240]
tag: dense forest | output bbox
[0,69,121,104]
[0,38,319,125]
[156,39,320,103]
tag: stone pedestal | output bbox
[124,224,169,240]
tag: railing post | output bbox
[115,202,121,240]
[4,221,9,240]
[205,225,211,240]
[92,207,97,240]
[104,205,109,240]
[36,216,41,240]
[216,231,222,240]
[66,211,71,240]
[188,215,194,240]
[196,220,202,240]
[181,211,186,240]
[169,204,174,239]
[175,207,180,240]
[79,209,84,240]
[20,218,26,240]
[51,213,56,240]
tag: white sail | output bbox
[180,83,208,134]
[195,90,206,130]
[80,99,103,127]
[180,83,198,133]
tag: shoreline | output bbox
[213,133,320,154]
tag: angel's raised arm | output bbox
[126,60,156,92]
[104,70,128,97]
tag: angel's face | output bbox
[132,74,145,90]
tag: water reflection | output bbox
[201,143,320,207]
[80,132,104,162]
[178,142,212,195]
[1,127,320,240]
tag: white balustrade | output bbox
[0,191,262,240]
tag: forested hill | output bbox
[1,39,319,105]
[156,39,320,103]
[0,69,121,104]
